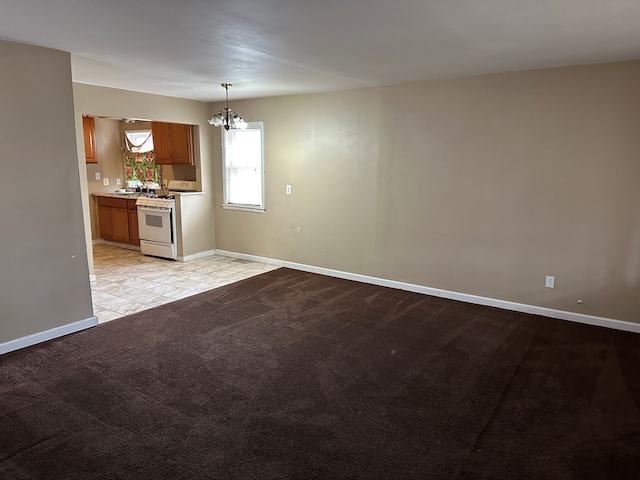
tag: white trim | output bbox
[178,249,217,262]
[222,121,265,211]
[98,239,141,251]
[216,249,282,266]
[0,316,98,355]
[221,204,266,213]
[214,250,640,334]
[89,274,97,282]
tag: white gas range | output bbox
[136,194,177,260]
[167,180,197,193]
[134,181,198,260]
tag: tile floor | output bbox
[90,244,279,323]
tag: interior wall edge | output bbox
[214,249,640,334]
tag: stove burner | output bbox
[141,193,175,199]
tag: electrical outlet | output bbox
[94,172,100,180]
[103,178,109,186]
[286,184,292,195]
[545,275,555,288]
[116,178,121,185]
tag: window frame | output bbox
[124,129,154,152]
[221,121,265,213]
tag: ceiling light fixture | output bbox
[208,83,246,130]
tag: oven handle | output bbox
[137,205,172,213]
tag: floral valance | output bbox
[123,149,161,183]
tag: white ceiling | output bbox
[1,0,640,102]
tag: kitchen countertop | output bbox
[91,192,142,199]
[172,191,204,197]
[91,191,203,199]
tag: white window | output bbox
[125,129,154,152]
[222,122,265,212]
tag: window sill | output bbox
[221,204,265,213]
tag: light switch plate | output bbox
[286,184,291,195]
[116,178,121,185]
[94,172,100,180]
[545,275,555,288]
[103,178,109,186]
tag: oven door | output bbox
[137,206,173,244]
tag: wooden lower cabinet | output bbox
[98,206,115,241]
[97,196,140,246]
[112,208,129,243]
[128,207,139,245]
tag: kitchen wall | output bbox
[211,59,640,324]
[86,118,124,239]
[0,39,94,346]
[118,120,197,185]
[86,118,124,194]
[73,84,215,264]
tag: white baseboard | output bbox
[215,250,640,334]
[0,316,98,355]
[98,239,141,251]
[216,250,282,267]
[178,249,216,262]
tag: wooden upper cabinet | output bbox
[151,121,194,165]
[151,121,171,164]
[83,116,98,164]
[169,123,194,164]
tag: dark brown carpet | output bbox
[1,268,639,479]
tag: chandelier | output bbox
[208,83,246,130]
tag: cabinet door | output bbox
[83,116,98,164]
[98,206,114,241]
[170,123,194,164]
[129,209,139,245]
[112,208,130,244]
[151,122,171,164]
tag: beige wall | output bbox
[0,40,93,343]
[87,118,124,194]
[72,84,215,261]
[86,118,124,239]
[1,36,636,350]
[212,60,640,323]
